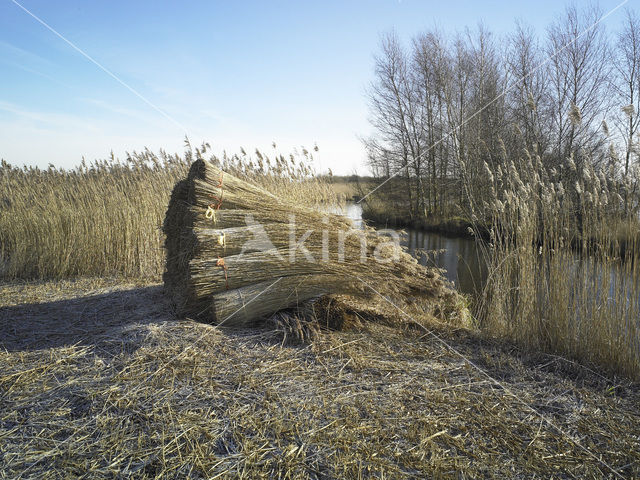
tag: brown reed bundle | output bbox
[163,159,457,325]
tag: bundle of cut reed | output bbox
[163,159,455,326]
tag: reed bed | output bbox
[0,143,334,281]
[0,152,185,279]
[472,149,640,378]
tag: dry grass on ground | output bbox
[1,279,639,479]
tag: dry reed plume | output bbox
[471,145,640,378]
[0,142,334,281]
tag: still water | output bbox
[333,203,487,295]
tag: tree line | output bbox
[364,5,640,223]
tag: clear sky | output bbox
[0,0,631,174]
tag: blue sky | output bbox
[0,0,631,174]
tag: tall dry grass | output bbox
[471,148,640,378]
[0,142,334,280]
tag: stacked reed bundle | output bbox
[163,159,454,326]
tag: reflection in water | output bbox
[327,203,364,229]
[402,230,487,295]
[334,203,487,295]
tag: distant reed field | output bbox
[0,143,334,280]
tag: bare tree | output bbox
[364,32,421,217]
[363,6,634,225]
[612,9,640,213]
[413,30,451,215]
[506,21,551,157]
[546,5,611,167]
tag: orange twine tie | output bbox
[216,256,229,289]
[206,172,225,221]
